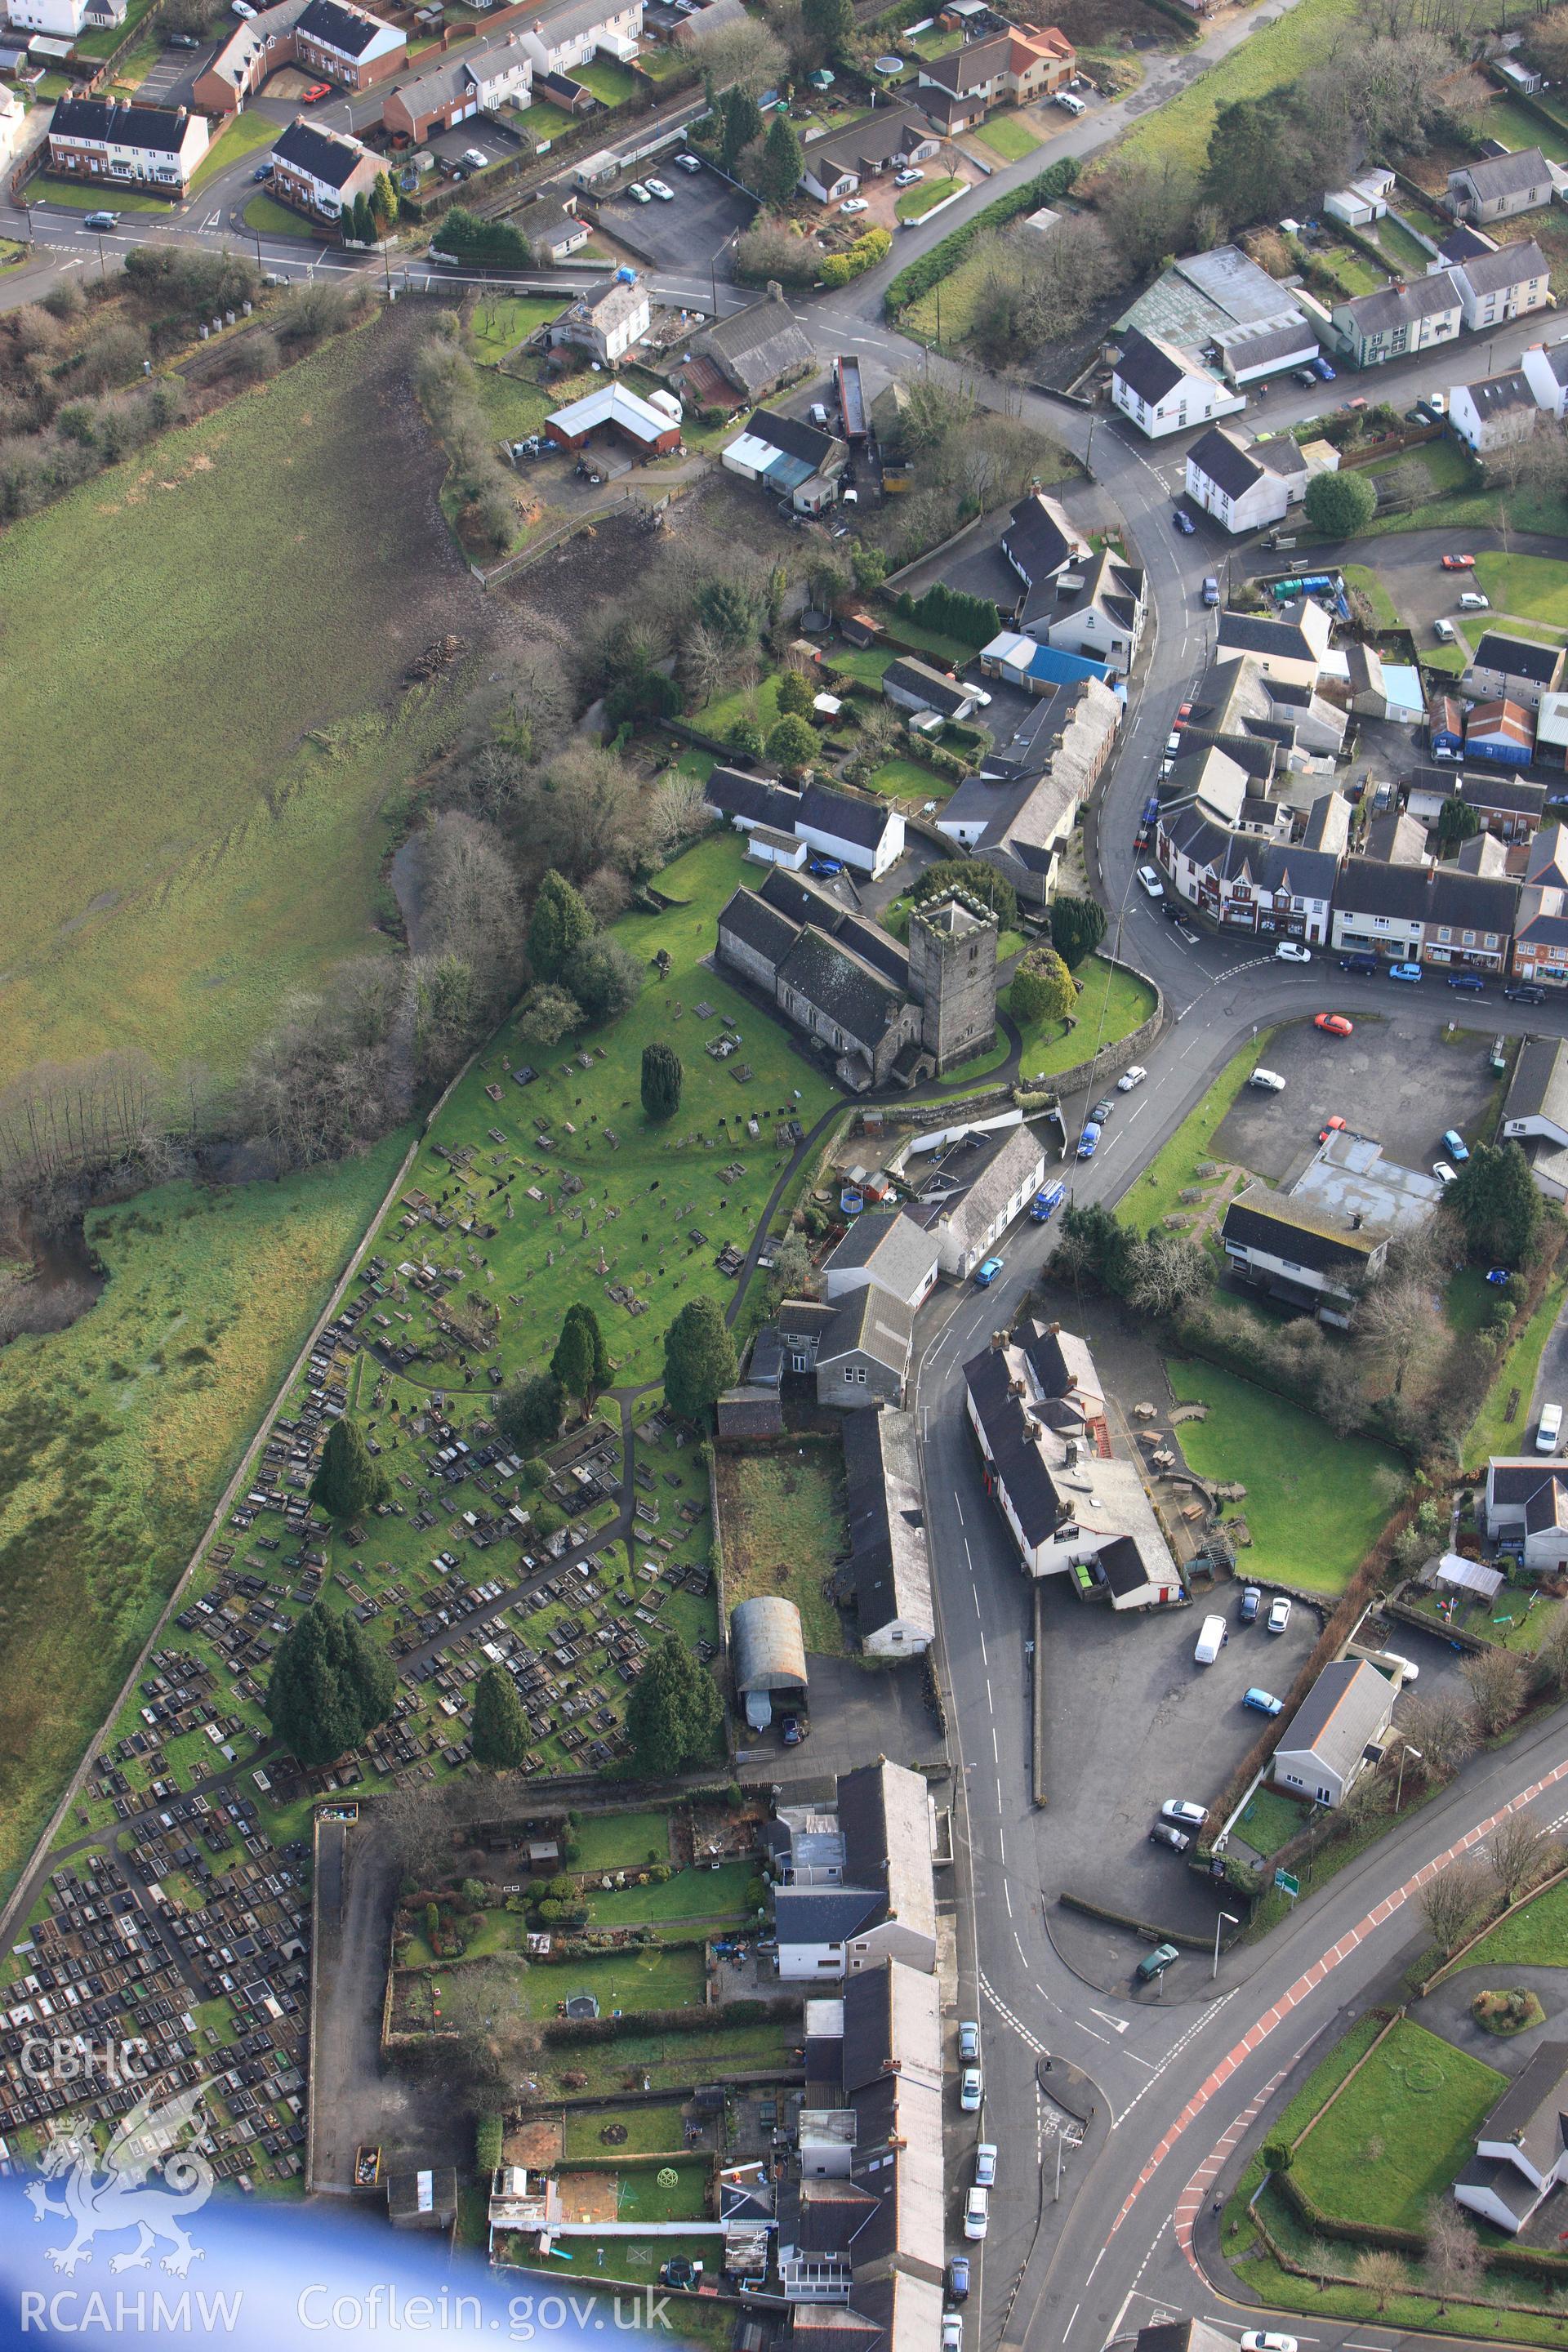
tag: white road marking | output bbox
[1089,2007,1128,2034]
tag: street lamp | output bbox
[1395,1743,1422,1812]
[1212,1909,1238,1978]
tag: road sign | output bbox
[1274,1869,1299,1897]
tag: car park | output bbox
[973,2144,997,2188]
[1240,1586,1261,1622]
[645,177,675,199]
[964,2185,988,2237]
[1243,1686,1284,1716]
[1267,1595,1292,1635]
[1134,1942,1180,1983]
[1441,1129,1470,1161]
[1029,1181,1067,1223]
[1149,1821,1190,1851]
[1441,554,1476,570]
[1194,1614,1227,1664]
[1160,1797,1206,1829]
[1173,508,1196,533]
[1249,1068,1286,1092]
[1388,963,1422,982]
[1076,1121,1102,1160]
[626,181,653,203]
[1506,984,1548,1004]
[1315,1013,1353,1036]
[1118,1066,1147,1091]
[947,2258,970,2302]
[1138,864,1164,898]
[1274,941,1311,963]
[840,197,869,213]
[1459,590,1490,611]
[1539,1402,1564,1453]
[957,2020,980,2062]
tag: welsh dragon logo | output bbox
[25,2082,216,2277]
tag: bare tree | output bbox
[378,1784,456,1888]
[1487,1810,1555,1907]
[1351,2247,1406,2315]
[1124,1234,1211,1320]
[1403,1690,1478,1781]
[1316,1358,1368,1437]
[1423,2197,1484,2314]
[1094,155,1198,275]
[1533,1616,1568,1700]
[1306,2237,1339,2294]
[1352,1276,1442,1396]
[528,743,653,882]
[684,11,784,92]
[1418,1855,1491,1953]
[418,811,525,1004]
[1462,1646,1528,1737]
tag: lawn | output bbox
[867,755,955,807]
[1014,956,1155,1086]
[30,176,169,213]
[466,292,566,365]
[564,2103,688,2158]
[1235,1783,1309,1856]
[697,671,787,743]
[586,1860,755,1924]
[1341,563,1399,630]
[243,192,318,236]
[1466,1272,1568,1465]
[0,313,481,1092]
[513,1943,707,2020]
[573,1809,674,1872]
[1369,211,1433,275]
[514,99,577,140]
[1461,1872,1568,1970]
[518,2230,719,2280]
[0,1133,408,1900]
[1290,2016,1504,2231]
[1486,96,1568,163]
[970,112,1040,160]
[714,1451,848,1655]
[617,2158,710,2221]
[538,2014,795,2098]
[1472,552,1568,629]
[896,175,966,220]
[1107,0,1363,176]
[825,647,898,685]
[1116,1028,1268,1232]
[1164,1359,1406,1594]
[189,110,278,197]
[573,58,638,104]
[73,0,157,56]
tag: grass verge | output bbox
[1290,2016,1503,2230]
[1466,1272,1568,1464]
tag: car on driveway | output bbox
[1173,508,1196,533]
[1315,1013,1353,1036]
[1240,1585,1261,1623]
[1274,941,1311,963]
[840,196,869,213]
[893,167,924,185]
[808,855,843,878]
[963,2185,988,2238]
[780,1713,806,1746]
[1149,1822,1191,1851]
[973,1257,1004,1287]
[1118,1066,1147,1091]
[1267,1595,1292,1635]
[1434,1160,1458,1185]
[1389,963,1423,982]
[1432,617,1457,643]
[1134,1942,1180,1983]
[1160,1797,1207,1829]
[1441,554,1476,570]
[1076,1122,1102,1160]
[1243,1686,1284,1716]
[626,181,653,203]
[645,176,675,199]
[303,80,332,99]
[1138,864,1164,898]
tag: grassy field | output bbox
[0,1134,408,1900]
[1461,1873,1568,1970]
[697,672,788,743]
[714,1451,848,1654]
[574,1809,674,1871]
[1108,0,1362,176]
[1117,1029,1268,1232]
[1015,956,1155,1085]
[897,175,966,220]
[189,110,278,196]
[971,112,1040,159]
[1486,96,1568,163]
[1165,1359,1405,1594]
[0,315,463,1089]
[1466,1272,1568,1464]
[1291,2016,1504,2231]
[31,176,169,212]
[1472,552,1568,628]
[586,1859,755,1924]
[902,247,995,345]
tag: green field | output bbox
[0,316,464,1089]
[1472,552,1568,628]
[1015,956,1155,1085]
[970,113,1041,160]
[31,176,169,213]
[574,1809,675,1872]
[1109,0,1363,176]
[0,1134,408,1900]
[1290,2017,1504,2231]
[189,110,278,196]
[902,247,994,345]
[896,176,966,220]
[714,1450,848,1654]
[1165,1359,1405,1593]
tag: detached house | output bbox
[1000,490,1091,623]
[1522,337,1568,419]
[270,116,381,218]
[1463,631,1566,712]
[1450,368,1539,457]
[913,24,1071,128]
[549,273,649,364]
[47,98,208,194]
[1485,1450,1568,1565]
[799,109,938,204]
[1272,1659,1396,1808]
[1111,327,1244,439]
[765,1762,937,1980]
[1455,2045,1568,2235]
[1447,147,1556,224]
[797,780,905,878]
[1331,272,1462,369]
[1184,424,1308,534]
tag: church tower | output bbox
[908,890,999,1076]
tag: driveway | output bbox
[595,167,755,274]
[1212,1009,1503,1186]
[734,1650,942,1784]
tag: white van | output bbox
[1056,89,1085,114]
[1538,1402,1562,1454]
[1194,1614,1228,1665]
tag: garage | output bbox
[731,1595,808,1731]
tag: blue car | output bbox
[1029,1181,1067,1223]
[947,2259,970,2303]
[1243,1687,1284,1717]
[1076,1121,1102,1160]
[973,1257,1004,1287]
[1312,355,1337,381]
[1442,1129,1470,1163]
[1173,509,1196,534]
[808,856,843,879]
[1388,963,1423,982]
[1446,973,1486,994]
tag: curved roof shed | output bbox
[731,1597,808,1729]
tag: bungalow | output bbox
[822,1209,941,1315]
[1184,425,1308,534]
[1447,147,1556,224]
[1330,271,1462,369]
[381,29,533,141]
[881,657,984,726]
[268,115,380,219]
[1450,368,1539,457]
[549,273,649,365]
[764,1760,937,1980]
[47,98,208,194]
[1521,337,1568,420]
[515,198,592,262]
[842,1409,935,1655]
[1454,2044,1568,2235]
[197,0,403,114]
[1330,855,1518,970]
[1110,327,1244,439]
[1272,1659,1396,1808]
[1447,238,1552,332]
[1486,1448,1568,1564]
[796,779,905,879]
[1463,630,1566,712]
[1465,698,1536,768]
[704,765,804,837]
[798,109,938,204]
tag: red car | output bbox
[1175,702,1193,726]
[301,80,331,99]
[1314,1013,1353,1037]
[1441,554,1476,571]
[1319,1114,1347,1143]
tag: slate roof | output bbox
[808,107,933,179]
[881,657,973,718]
[1000,489,1079,585]
[51,96,195,149]
[800,778,898,851]
[1461,368,1535,421]
[843,1408,935,1643]
[1456,147,1552,202]
[1438,221,1494,262]
[748,405,840,470]
[1529,823,1568,889]
[1459,238,1549,295]
[294,0,387,52]
[776,929,906,1051]
[927,1123,1042,1252]
[1472,632,1564,686]
[1187,425,1262,500]
[920,28,1010,88]
[1216,610,1320,663]
[1507,1036,1568,1128]
[825,1209,938,1297]
[717,884,804,972]
[1333,854,1518,935]
[1277,1658,1393,1778]
[837,1760,934,1937]
[962,1344,1062,1544]
[1458,767,1544,813]
[1223,319,1316,376]
[1113,327,1190,406]
[773,1886,881,1945]
[1477,2041,1568,2172]
[394,29,528,113]
[694,288,815,398]
[1491,1456,1568,1508]
[1223,1183,1379,1277]
[820,1284,914,1376]
[1338,270,1460,337]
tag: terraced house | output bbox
[381,29,535,142]
[196,0,403,114]
[1330,272,1463,369]
[47,99,209,194]
[1329,856,1518,971]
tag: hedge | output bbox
[819,225,892,288]
[893,581,1001,648]
[475,2114,503,2173]
[884,157,1079,315]
[431,207,534,268]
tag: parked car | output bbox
[1314,1013,1353,1036]
[626,181,653,203]
[300,80,331,99]
[1442,1129,1470,1162]
[1433,1160,1458,1185]
[166,28,198,41]
[1459,590,1490,611]
[1375,1653,1419,1685]
[1055,87,1085,112]
[1441,554,1476,570]
[1240,1586,1261,1623]
[840,196,869,213]
[1138,864,1164,898]
[1241,2335,1298,2352]
[1319,1115,1347,1143]
[947,2258,970,2302]
[1274,941,1311,963]
[82,211,119,230]
[1539,1401,1563,1453]
[1312,355,1336,381]
[1029,1181,1067,1223]
[893,167,924,185]
[1432,617,1457,643]
[957,2020,980,2062]
[973,1257,1004,1287]
[964,2185,988,2237]
[1388,963,1423,982]
[252,163,272,180]
[461,145,489,166]
[1173,507,1196,533]
[1339,952,1379,975]
[808,855,843,877]
[1248,1068,1286,1092]
[645,176,675,200]
[1202,574,1220,606]
[942,2316,963,2352]
[1164,733,1182,756]
[1506,984,1548,1004]
[674,152,702,172]
[1076,1122,1102,1160]
[1149,1822,1191,1851]
[1161,1797,1207,1829]
[973,2144,998,2189]
[1118,1065,1147,1091]
[1243,1686,1285,1716]
[1134,1942,1180,1984]
[960,2069,983,2114]
[1090,1096,1116,1123]
[1267,1595,1292,1634]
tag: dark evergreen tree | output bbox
[662,1295,736,1422]
[497,1370,564,1450]
[641,1040,684,1121]
[552,1302,610,1413]
[528,869,595,981]
[720,87,764,171]
[1049,895,1107,970]
[1437,796,1481,856]
[267,1602,394,1767]
[471,1664,528,1769]
[311,1417,389,1521]
[626,1632,723,1775]
[1447,1141,1544,1268]
[802,0,853,59]
[760,110,806,209]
